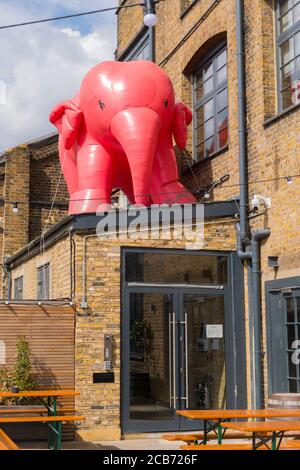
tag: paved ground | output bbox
[21,437,248,450]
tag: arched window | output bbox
[276,0,300,110]
[192,42,228,162]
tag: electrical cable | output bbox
[1,172,299,207]
[0,3,144,30]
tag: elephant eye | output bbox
[164,99,168,109]
[99,100,105,110]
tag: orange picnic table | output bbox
[177,409,300,445]
[221,420,300,450]
[0,389,80,450]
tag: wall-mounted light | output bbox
[12,202,19,214]
[286,176,293,185]
[144,0,157,27]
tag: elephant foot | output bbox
[69,189,112,215]
[151,181,196,205]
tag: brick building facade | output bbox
[1,0,300,441]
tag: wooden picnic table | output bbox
[0,389,80,450]
[221,421,300,450]
[177,409,300,445]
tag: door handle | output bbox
[169,312,177,409]
[180,313,189,409]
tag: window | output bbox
[124,31,151,61]
[14,276,23,300]
[276,0,300,110]
[285,296,300,392]
[37,263,50,300]
[192,44,228,162]
[125,251,228,285]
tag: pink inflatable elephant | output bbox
[49,60,196,214]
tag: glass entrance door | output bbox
[179,291,227,431]
[123,288,229,433]
[124,289,180,432]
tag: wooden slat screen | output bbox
[0,303,75,441]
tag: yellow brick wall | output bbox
[10,218,237,439]
[11,237,71,300]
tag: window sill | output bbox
[180,0,200,19]
[182,145,229,174]
[264,103,300,128]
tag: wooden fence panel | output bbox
[0,303,75,441]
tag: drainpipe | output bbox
[3,259,12,300]
[235,1,272,409]
[236,0,249,247]
[251,229,270,409]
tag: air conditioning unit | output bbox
[291,80,300,105]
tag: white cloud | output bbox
[0,3,117,151]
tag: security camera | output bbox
[250,194,271,211]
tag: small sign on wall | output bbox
[206,324,223,339]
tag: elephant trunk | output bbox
[111,107,161,206]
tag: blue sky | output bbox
[0,1,119,150]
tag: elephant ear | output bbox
[172,102,193,150]
[49,100,83,150]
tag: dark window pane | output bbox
[280,38,294,65]
[195,81,204,101]
[195,101,214,127]
[14,276,23,301]
[203,77,214,96]
[125,252,228,285]
[217,88,228,111]
[289,379,298,392]
[288,351,297,377]
[295,30,300,56]
[287,324,296,348]
[37,263,50,300]
[205,137,215,157]
[203,60,213,81]
[287,297,295,322]
[203,99,214,121]
[280,11,293,33]
[216,49,227,70]
[217,65,227,85]
[297,297,300,322]
[204,117,214,138]
[281,87,294,108]
[218,127,228,149]
[280,0,293,17]
[217,108,228,131]
[195,107,204,126]
[281,61,295,89]
[294,2,300,23]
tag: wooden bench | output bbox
[284,440,300,448]
[0,407,75,415]
[0,415,84,451]
[0,415,84,424]
[0,429,20,450]
[181,444,255,451]
[162,434,204,444]
[162,431,253,444]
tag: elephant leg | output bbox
[58,138,78,196]
[150,133,196,205]
[69,142,113,214]
[111,107,161,206]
